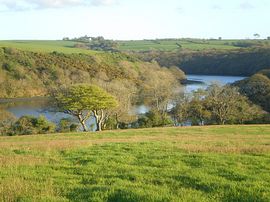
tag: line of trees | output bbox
[1,82,268,136]
[65,35,119,52]
[171,84,264,126]
[132,48,270,76]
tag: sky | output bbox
[0,0,269,40]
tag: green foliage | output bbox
[137,110,173,128]
[8,115,56,136]
[231,40,262,48]
[88,36,119,52]
[188,92,211,126]
[57,118,78,133]
[54,84,118,131]
[204,84,263,125]
[134,48,270,76]
[235,69,270,112]
[0,109,16,136]
[1,40,269,78]
[0,47,180,99]
[171,95,190,126]
[171,85,264,125]
[2,62,15,72]
[56,84,118,112]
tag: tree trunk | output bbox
[93,110,104,132]
[78,114,88,132]
[97,121,102,132]
[115,114,120,129]
[81,121,88,132]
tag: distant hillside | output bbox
[0,47,182,98]
[134,48,270,76]
[1,39,270,77]
[118,38,270,52]
[2,39,270,53]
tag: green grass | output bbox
[0,40,97,54]
[0,125,270,201]
[117,39,241,51]
[0,39,265,53]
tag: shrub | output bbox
[9,115,56,136]
[57,118,78,133]
[0,110,17,136]
[137,110,173,128]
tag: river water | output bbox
[0,75,246,124]
[185,74,246,92]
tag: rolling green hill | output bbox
[1,39,270,77]
[117,39,240,51]
[0,125,270,201]
[0,40,96,54]
[1,39,269,53]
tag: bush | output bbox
[9,115,56,136]
[0,110,17,136]
[57,118,78,133]
[137,110,173,128]
[2,62,16,72]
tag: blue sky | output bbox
[0,0,269,40]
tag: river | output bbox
[185,74,246,92]
[0,75,246,124]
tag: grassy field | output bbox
[0,40,96,54]
[117,39,240,51]
[0,125,270,201]
[1,39,269,53]
[0,39,248,53]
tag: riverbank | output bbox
[0,75,247,123]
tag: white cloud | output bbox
[0,0,118,11]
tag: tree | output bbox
[235,73,270,112]
[231,97,263,124]
[171,94,190,126]
[188,90,211,125]
[94,79,138,130]
[204,84,257,125]
[140,63,180,113]
[253,33,260,39]
[54,84,118,132]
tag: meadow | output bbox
[0,40,96,54]
[0,125,270,201]
[0,39,243,54]
[117,39,240,51]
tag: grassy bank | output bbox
[0,125,270,201]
